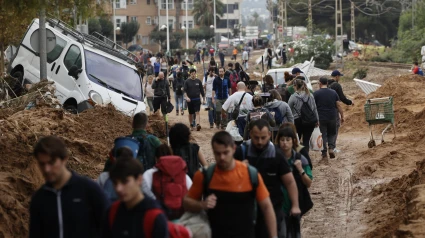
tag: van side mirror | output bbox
[68,65,82,80]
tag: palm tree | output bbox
[192,0,224,27]
[251,12,260,26]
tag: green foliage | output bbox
[292,36,334,69]
[353,68,368,79]
[192,0,224,27]
[189,27,215,48]
[99,17,114,38]
[88,18,101,35]
[120,21,140,46]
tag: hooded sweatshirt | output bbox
[287,91,319,121]
[264,99,294,130]
[328,79,352,105]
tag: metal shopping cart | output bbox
[364,97,396,148]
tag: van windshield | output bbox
[85,50,142,101]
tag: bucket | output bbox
[113,137,140,158]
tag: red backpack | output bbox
[229,71,239,95]
[152,156,188,220]
[108,201,191,238]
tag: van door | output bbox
[48,44,83,103]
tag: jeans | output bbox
[236,116,246,137]
[174,91,184,112]
[319,119,337,155]
[335,114,341,148]
[207,97,216,125]
[294,118,315,152]
[146,97,154,112]
[215,99,228,128]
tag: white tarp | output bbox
[353,78,381,95]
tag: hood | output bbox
[265,99,281,108]
[295,91,310,100]
[155,156,187,176]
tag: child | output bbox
[145,75,155,115]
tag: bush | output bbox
[292,36,334,69]
[353,68,368,79]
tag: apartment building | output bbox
[104,0,196,52]
[216,0,243,38]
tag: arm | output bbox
[29,196,42,238]
[152,213,169,238]
[281,173,301,215]
[293,161,313,188]
[282,103,294,123]
[336,101,345,123]
[258,197,277,238]
[199,80,205,99]
[197,150,208,166]
[141,175,157,200]
[310,95,319,123]
[151,79,158,89]
[335,84,352,105]
[166,81,171,100]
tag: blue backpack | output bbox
[130,134,156,171]
[268,106,284,125]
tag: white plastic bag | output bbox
[309,127,323,151]
[225,120,243,142]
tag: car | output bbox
[8,18,146,115]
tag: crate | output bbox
[364,97,394,125]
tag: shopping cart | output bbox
[364,97,396,148]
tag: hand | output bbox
[186,97,191,102]
[290,206,301,216]
[242,159,249,165]
[294,160,303,172]
[203,194,217,210]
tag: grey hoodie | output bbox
[264,99,294,128]
[288,91,319,121]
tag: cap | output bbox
[292,68,302,74]
[331,70,344,76]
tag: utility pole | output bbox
[335,0,343,55]
[281,0,287,40]
[227,1,229,45]
[166,0,170,52]
[213,0,217,51]
[39,0,47,80]
[185,0,188,49]
[351,1,355,41]
[307,0,312,36]
[113,0,117,48]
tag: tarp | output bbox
[353,78,382,95]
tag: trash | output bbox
[225,120,243,142]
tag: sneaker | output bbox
[197,124,201,131]
[181,111,184,115]
[321,154,328,159]
[329,151,336,159]
[210,124,214,129]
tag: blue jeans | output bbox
[236,116,246,137]
[207,97,216,125]
[174,91,184,111]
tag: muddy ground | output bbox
[1,51,425,237]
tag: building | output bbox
[103,0,196,52]
[215,0,242,40]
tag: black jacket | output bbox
[29,172,110,238]
[152,78,171,98]
[328,79,352,105]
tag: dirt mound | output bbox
[0,105,166,237]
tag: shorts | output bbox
[187,99,201,114]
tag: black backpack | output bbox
[293,152,314,216]
[297,96,317,125]
[174,143,200,179]
[181,67,189,81]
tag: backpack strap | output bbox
[202,164,216,198]
[143,208,164,238]
[241,142,247,161]
[247,165,258,196]
[108,201,121,229]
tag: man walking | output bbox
[219,49,225,68]
[234,119,301,238]
[184,131,278,238]
[212,67,232,129]
[152,72,170,117]
[222,82,253,136]
[280,44,287,65]
[184,68,206,131]
[204,68,217,128]
[30,136,109,238]
[313,77,345,159]
[328,70,353,151]
[242,49,249,70]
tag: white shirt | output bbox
[150,57,157,66]
[242,51,249,60]
[203,75,215,98]
[142,168,193,200]
[222,91,254,117]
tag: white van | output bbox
[267,68,313,90]
[8,18,146,115]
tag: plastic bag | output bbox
[309,127,323,151]
[179,211,211,238]
[225,120,243,142]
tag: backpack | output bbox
[174,143,200,179]
[108,201,191,238]
[229,71,239,94]
[292,153,314,216]
[249,108,273,122]
[130,134,156,171]
[276,84,287,102]
[175,78,184,95]
[296,96,317,125]
[152,156,188,220]
[268,106,284,125]
[231,93,247,120]
[181,67,189,80]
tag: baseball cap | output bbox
[331,70,344,76]
[292,68,302,74]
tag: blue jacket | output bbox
[29,171,110,238]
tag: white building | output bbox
[216,0,243,38]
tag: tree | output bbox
[149,26,167,50]
[99,17,114,38]
[233,28,240,38]
[250,12,260,26]
[120,21,140,48]
[88,18,102,34]
[192,0,224,27]
[189,27,215,48]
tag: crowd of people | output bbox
[28,48,354,238]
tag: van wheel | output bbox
[64,105,78,114]
[10,71,24,97]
